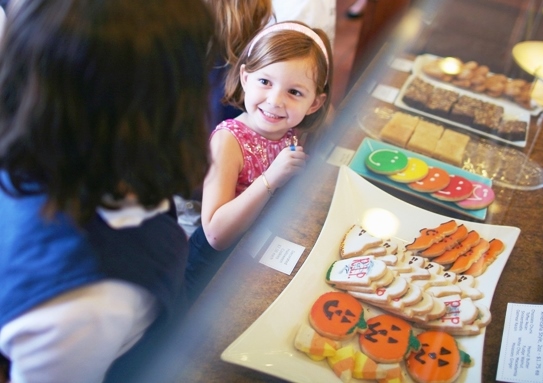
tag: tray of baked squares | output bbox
[394,54,539,148]
[357,107,543,191]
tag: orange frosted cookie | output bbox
[408,166,451,193]
[405,220,458,251]
[464,238,505,277]
[358,314,421,363]
[449,238,490,273]
[419,224,468,258]
[406,331,472,383]
[432,230,480,265]
[309,291,367,340]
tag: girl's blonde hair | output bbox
[223,21,333,131]
[204,0,273,66]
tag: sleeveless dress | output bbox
[186,119,295,303]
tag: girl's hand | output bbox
[264,146,307,191]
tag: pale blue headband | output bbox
[247,22,330,82]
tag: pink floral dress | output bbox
[211,119,295,196]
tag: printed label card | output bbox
[497,303,543,383]
[259,237,305,275]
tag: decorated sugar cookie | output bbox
[326,256,389,287]
[327,345,355,382]
[359,314,420,363]
[456,181,495,210]
[432,230,480,265]
[340,225,383,259]
[464,238,505,277]
[431,175,473,202]
[405,220,458,251]
[365,149,408,175]
[294,323,341,361]
[353,350,388,380]
[406,331,472,383]
[388,157,429,183]
[408,166,451,193]
[419,224,468,258]
[309,291,367,340]
[449,238,490,273]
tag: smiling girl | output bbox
[185,21,333,302]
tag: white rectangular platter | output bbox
[221,166,520,383]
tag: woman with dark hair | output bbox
[0,0,213,381]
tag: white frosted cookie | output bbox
[348,275,409,304]
[334,268,395,293]
[340,225,383,259]
[415,295,486,335]
[326,256,389,287]
[456,274,484,300]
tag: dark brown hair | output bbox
[0,0,214,224]
[223,21,333,131]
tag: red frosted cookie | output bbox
[309,291,367,340]
[406,331,472,383]
[456,181,495,210]
[408,166,450,193]
[389,157,429,183]
[358,314,420,363]
[432,175,473,202]
[365,148,408,175]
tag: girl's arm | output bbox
[201,130,306,250]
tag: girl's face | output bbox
[239,57,326,140]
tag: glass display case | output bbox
[134,1,543,382]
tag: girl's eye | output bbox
[258,78,270,86]
[289,89,303,97]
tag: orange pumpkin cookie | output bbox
[309,291,367,340]
[359,314,421,363]
[406,331,472,383]
[464,238,505,277]
[405,220,458,251]
[419,224,468,258]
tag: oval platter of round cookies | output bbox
[221,165,520,383]
[349,138,493,221]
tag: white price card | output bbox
[326,146,355,167]
[497,303,543,383]
[371,84,400,104]
[259,236,304,275]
